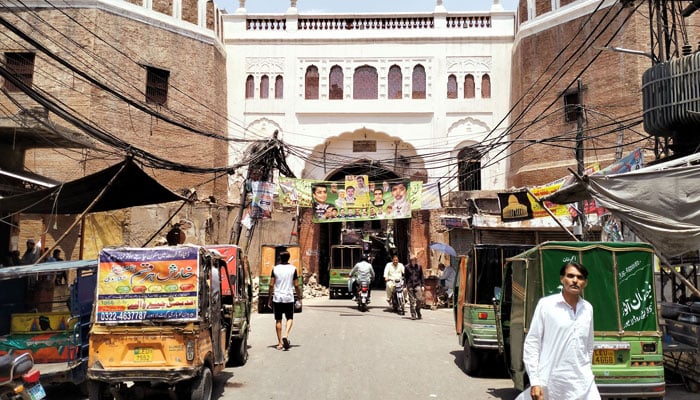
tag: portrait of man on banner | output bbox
[387,179,411,218]
[345,175,370,207]
[312,183,331,220]
[251,181,274,219]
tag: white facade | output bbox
[222,1,515,200]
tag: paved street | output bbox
[225,295,520,400]
[47,295,698,400]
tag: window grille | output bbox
[275,75,283,99]
[447,74,458,99]
[305,66,319,99]
[458,147,481,191]
[246,75,255,99]
[146,66,169,105]
[481,74,491,98]
[412,64,426,99]
[260,75,269,99]
[564,91,582,122]
[388,65,402,99]
[329,66,343,100]
[4,52,35,92]
[353,66,378,99]
[464,74,475,99]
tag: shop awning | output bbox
[543,162,700,258]
[0,158,187,214]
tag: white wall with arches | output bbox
[223,1,515,201]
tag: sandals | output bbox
[282,337,290,350]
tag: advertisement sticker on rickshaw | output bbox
[207,245,238,297]
[96,247,200,323]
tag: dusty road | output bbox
[226,295,519,400]
[48,295,697,399]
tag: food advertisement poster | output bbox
[96,246,200,323]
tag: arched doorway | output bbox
[315,161,410,292]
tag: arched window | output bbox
[260,75,269,99]
[245,75,254,99]
[388,65,402,99]
[353,65,378,99]
[447,74,458,99]
[412,64,426,99]
[329,65,343,100]
[481,74,491,98]
[458,147,481,191]
[464,74,475,99]
[275,75,283,99]
[305,66,319,99]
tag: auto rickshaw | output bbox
[205,244,252,366]
[87,245,235,400]
[328,244,363,299]
[0,259,97,392]
[497,241,665,398]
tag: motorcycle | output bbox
[356,279,370,312]
[391,278,406,315]
[0,352,45,400]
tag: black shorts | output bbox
[273,301,294,321]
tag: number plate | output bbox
[593,349,615,364]
[134,347,154,362]
[28,383,46,400]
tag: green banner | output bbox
[539,244,656,332]
[279,177,422,223]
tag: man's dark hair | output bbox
[312,183,326,194]
[390,179,409,189]
[279,251,291,264]
[560,261,588,279]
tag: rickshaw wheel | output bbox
[87,380,113,400]
[228,334,249,367]
[190,366,213,400]
[462,341,480,376]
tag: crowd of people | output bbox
[344,252,457,320]
[0,238,65,267]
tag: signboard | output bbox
[96,246,200,323]
[280,178,423,223]
[539,243,656,332]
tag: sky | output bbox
[218,0,519,14]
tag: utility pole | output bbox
[575,79,585,239]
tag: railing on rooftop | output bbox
[447,16,491,28]
[245,15,491,31]
[247,18,287,31]
[299,16,434,30]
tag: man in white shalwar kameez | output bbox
[516,262,600,400]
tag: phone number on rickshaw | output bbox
[98,311,147,321]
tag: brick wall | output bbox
[509,4,652,187]
[0,5,228,253]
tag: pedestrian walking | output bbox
[267,251,302,350]
[405,255,425,320]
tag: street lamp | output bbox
[597,46,655,61]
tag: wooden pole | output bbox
[33,161,128,264]
[525,188,579,241]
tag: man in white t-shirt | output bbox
[267,251,302,350]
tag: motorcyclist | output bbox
[349,254,375,302]
[383,254,405,308]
